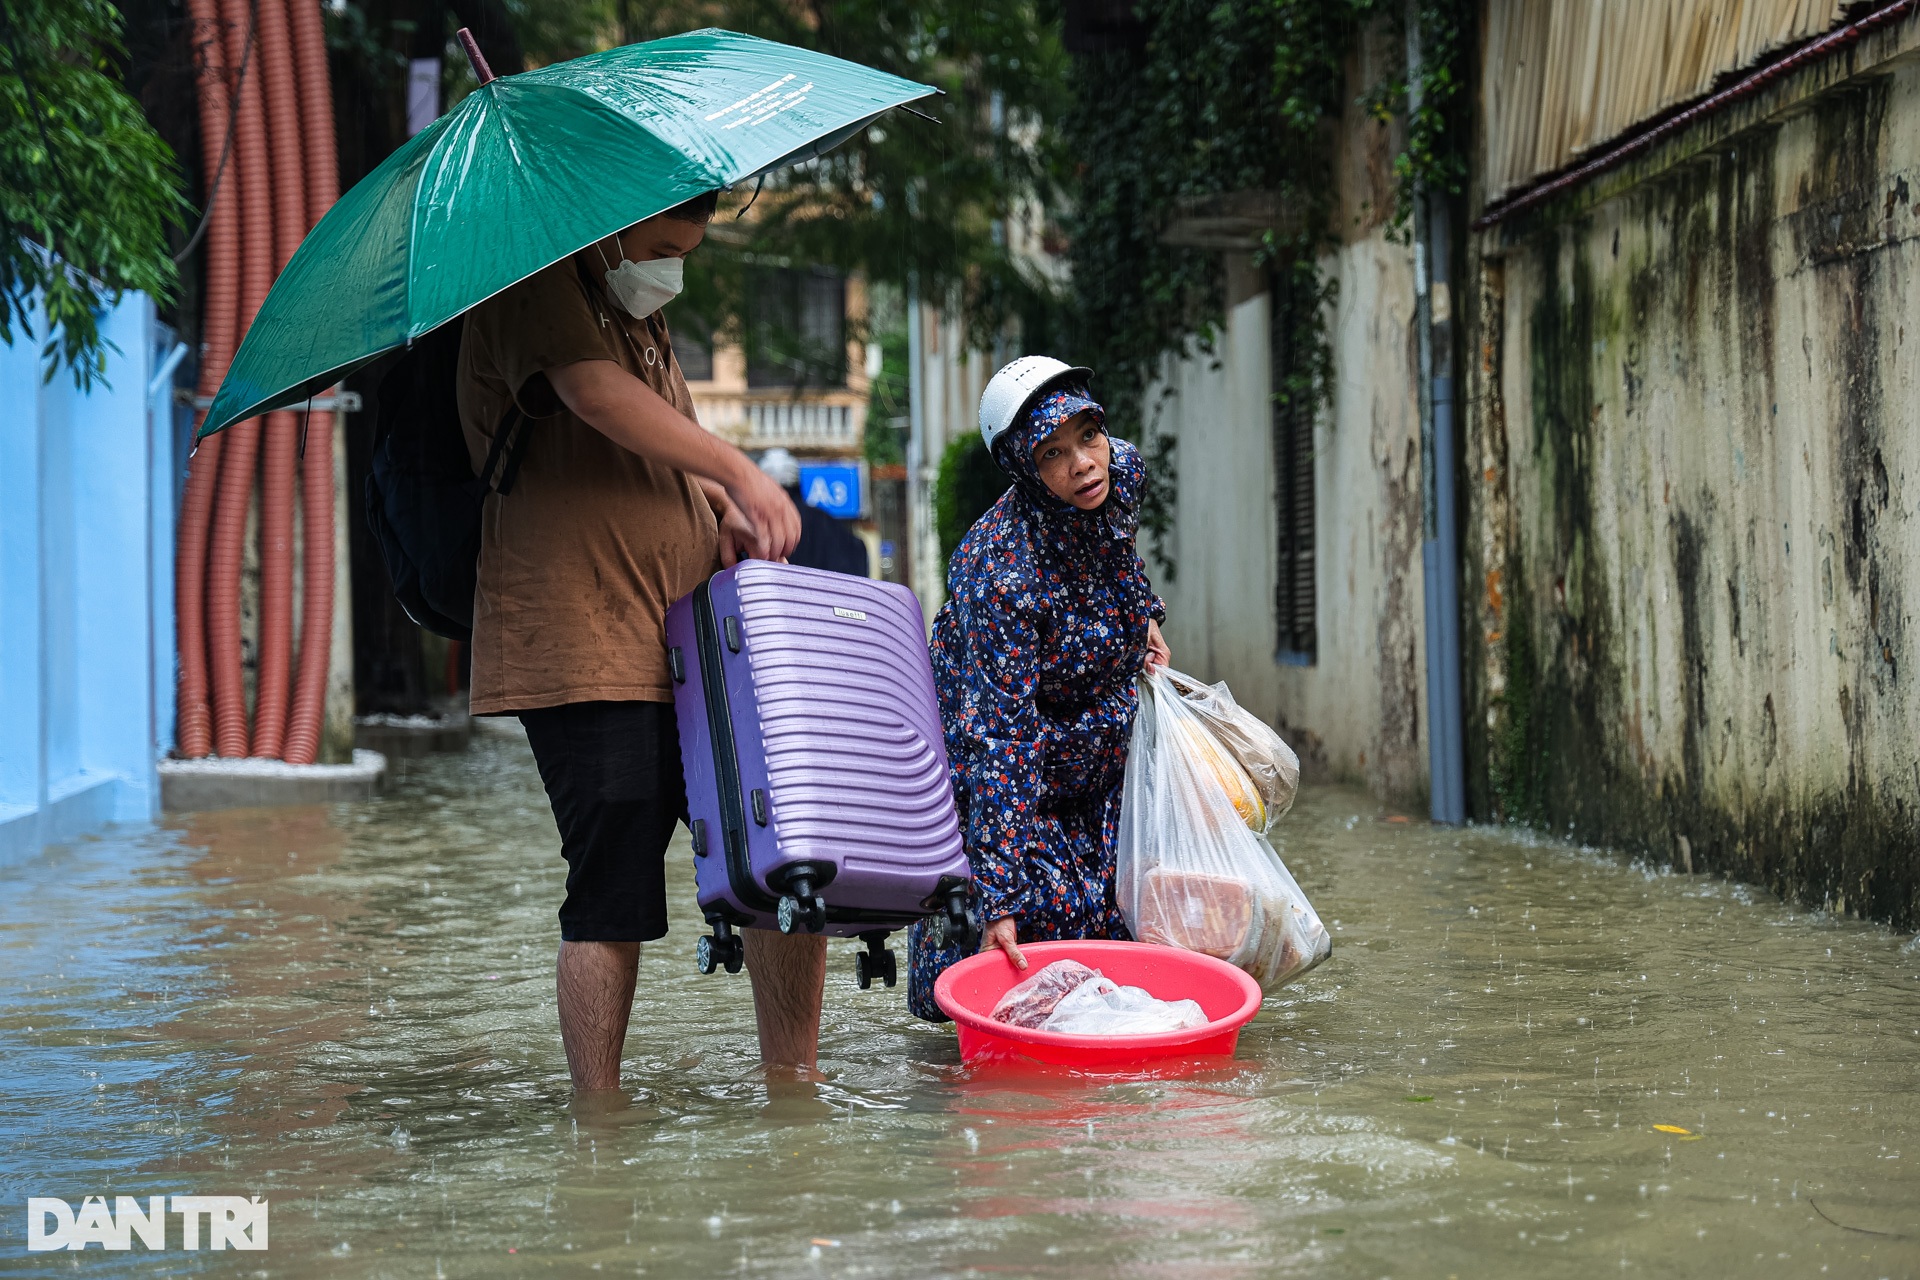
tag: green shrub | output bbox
[934,433,1009,570]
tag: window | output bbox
[1272,274,1316,665]
[746,267,847,389]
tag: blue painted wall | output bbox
[0,289,189,860]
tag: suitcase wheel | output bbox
[696,930,744,975]
[777,894,827,935]
[855,933,897,990]
[934,892,980,952]
[854,950,900,990]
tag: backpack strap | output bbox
[478,405,531,496]
[464,251,616,501]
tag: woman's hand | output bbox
[1144,619,1171,671]
[980,915,1027,971]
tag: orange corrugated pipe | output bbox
[285,0,339,766]
[247,0,308,759]
[287,0,337,227]
[252,410,298,759]
[208,0,274,757]
[177,0,240,759]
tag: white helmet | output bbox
[757,446,800,487]
[978,356,1093,455]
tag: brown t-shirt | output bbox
[456,257,719,714]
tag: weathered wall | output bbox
[1466,42,1920,926]
[1150,51,1428,805]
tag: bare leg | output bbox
[556,940,640,1091]
[743,928,827,1071]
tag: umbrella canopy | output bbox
[200,29,934,438]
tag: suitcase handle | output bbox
[691,581,778,913]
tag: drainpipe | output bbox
[1409,6,1466,824]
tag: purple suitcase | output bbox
[665,561,975,987]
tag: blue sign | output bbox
[797,462,864,519]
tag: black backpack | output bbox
[364,320,530,641]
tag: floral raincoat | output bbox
[907,388,1165,1021]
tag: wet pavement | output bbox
[3,723,1917,1277]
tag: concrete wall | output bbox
[1149,62,1429,807]
[905,297,994,621]
[0,289,188,860]
[1464,23,1920,926]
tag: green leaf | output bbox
[0,0,184,387]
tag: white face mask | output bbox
[600,249,684,319]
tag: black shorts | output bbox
[520,700,687,943]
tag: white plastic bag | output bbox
[1117,667,1330,990]
[988,960,1212,1035]
[1160,669,1300,832]
[1040,975,1209,1036]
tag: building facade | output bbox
[684,267,879,574]
[1141,1,1919,924]
[1464,0,1920,925]
[1143,31,1430,807]
[0,292,188,859]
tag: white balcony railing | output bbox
[692,392,864,451]
[749,400,854,444]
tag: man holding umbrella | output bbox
[196,31,941,1091]
[458,190,814,1091]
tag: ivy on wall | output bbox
[1055,0,1467,576]
[1361,0,1468,233]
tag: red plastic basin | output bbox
[933,940,1264,1069]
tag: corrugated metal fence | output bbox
[1483,0,1847,198]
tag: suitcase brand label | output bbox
[832,607,868,621]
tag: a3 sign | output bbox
[796,461,865,519]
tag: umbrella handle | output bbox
[456,28,496,86]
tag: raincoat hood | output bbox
[993,387,1144,542]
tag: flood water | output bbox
[4,723,1917,1277]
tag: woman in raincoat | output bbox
[907,363,1170,1021]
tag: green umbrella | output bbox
[200,29,935,438]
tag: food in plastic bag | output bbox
[1040,974,1209,1036]
[988,959,1101,1029]
[1162,669,1300,831]
[1136,868,1253,958]
[1116,667,1330,991]
[1165,712,1267,830]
